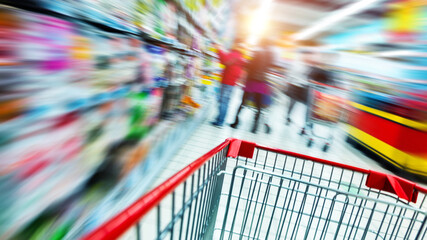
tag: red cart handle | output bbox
[230,140,425,202]
[366,170,419,203]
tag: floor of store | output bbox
[149,87,412,190]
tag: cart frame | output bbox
[82,138,427,240]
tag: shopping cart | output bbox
[302,81,347,152]
[82,138,427,240]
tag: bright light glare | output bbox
[247,0,274,45]
[248,14,269,45]
[293,0,383,41]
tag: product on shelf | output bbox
[72,0,138,33]
[154,0,178,39]
[0,6,143,238]
[134,0,156,34]
[331,49,427,178]
[145,44,168,86]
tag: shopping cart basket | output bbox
[302,81,347,151]
[82,138,427,240]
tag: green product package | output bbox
[153,0,167,36]
[49,221,73,240]
[126,92,150,140]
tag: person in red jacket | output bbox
[211,41,245,127]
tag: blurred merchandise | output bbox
[325,26,427,178]
[2,0,427,239]
[311,90,345,123]
[145,44,168,85]
[134,0,156,34]
[0,1,224,238]
[385,0,426,43]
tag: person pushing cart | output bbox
[286,50,343,151]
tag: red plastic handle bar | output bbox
[255,144,370,174]
[82,138,427,240]
[366,170,420,203]
[241,142,427,198]
[236,141,427,201]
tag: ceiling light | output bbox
[293,0,383,41]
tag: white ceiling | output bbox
[270,2,329,28]
[234,0,386,39]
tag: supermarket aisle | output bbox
[149,87,394,190]
[121,87,425,240]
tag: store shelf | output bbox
[173,0,218,43]
[1,1,216,56]
[347,101,427,177]
[0,1,225,238]
[64,101,212,239]
[0,86,131,133]
[1,2,139,36]
[0,164,98,239]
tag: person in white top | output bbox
[285,50,338,127]
[285,49,313,125]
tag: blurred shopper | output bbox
[285,51,336,126]
[284,50,311,125]
[308,52,336,86]
[230,38,274,133]
[211,41,245,127]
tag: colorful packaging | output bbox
[146,44,168,86]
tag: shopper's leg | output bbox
[303,86,312,129]
[216,85,226,123]
[263,94,272,134]
[287,98,296,116]
[300,87,311,134]
[216,82,222,103]
[230,91,249,128]
[212,85,224,125]
[217,85,233,125]
[215,84,226,122]
[304,103,313,129]
[286,98,296,125]
[251,93,262,133]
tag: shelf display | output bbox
[0,0,231,238]
[330,51,427,178]
[320,2,427,177]
[318,2,427,179]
